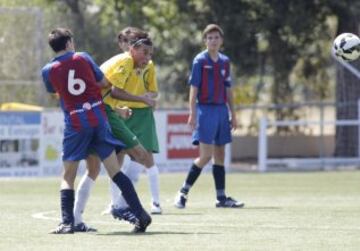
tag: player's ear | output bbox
[66,39,74,50]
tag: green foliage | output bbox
[1,0,359,112]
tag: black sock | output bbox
[212,164,226,201]
[60,189,74,225]
[181,163,202,194]
[112,171,143,217]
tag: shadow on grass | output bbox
[158,213,203,216]
[240,206,282,210]
[97,231,218,236]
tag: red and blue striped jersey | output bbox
[189,50,231,104]
[41,51,107,130]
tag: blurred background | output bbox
[1,0,360,173]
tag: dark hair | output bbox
[117,26,148,44]
[202,24,224,39]
[48,28,73,52]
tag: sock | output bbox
[126,160,143,184]
[212,164,226,201]
[112,171,143,217]
[110,180,120,207]
[73,175,95,225]
[60,189,74,225]
[146,165,160,205]
[113,161,142,209]
[180,163,202,194]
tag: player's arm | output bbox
[144,62,159,99]
[224,59,237,130]
[188,85,198,130]
[41,65,57,95]
[187,58,201,130]
[110,86,156,108]
[226,87,237,130]
[96,77,110,89]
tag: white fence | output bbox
[257,101,360,172]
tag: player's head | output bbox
[117,27,149,52]
[48,28,74,53]
[202,24,224,52]
[129,37,153,69]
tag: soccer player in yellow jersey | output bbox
[101,31,162,214]
[73,28,161,232]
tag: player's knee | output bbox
[134,151,147,166]
[125,167,140,183]
[87,167,100,180]
[201,155,212,164]
[195,156,211,167]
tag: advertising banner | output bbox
[0,111,41,176]
[167,113,199,159]
[39,110,64,176]
[0,109,231,176]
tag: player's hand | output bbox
[115,106,132,119]
[144,92,158,99]
[141,95,156,108]
[230,112,237,130]
[187,113,196,130]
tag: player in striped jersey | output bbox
[174,24,245,209]
[41,27,151,234]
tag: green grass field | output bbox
[0,171,359,251]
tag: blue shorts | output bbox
[192,103,232,146]
[62,122,125,161]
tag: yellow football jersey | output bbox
[100,52,158,109]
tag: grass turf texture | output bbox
[0,171,359,251]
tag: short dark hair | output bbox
[202,24,224,39]
[117,27,148,44]
[48,28,73,52]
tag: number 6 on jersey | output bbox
[68,69,86,95]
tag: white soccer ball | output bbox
[333,33,360,62]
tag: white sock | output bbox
[109,180,120,207]
[113,161,142,209]
[146,165,160,205]
[74,175,95,225]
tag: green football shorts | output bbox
[105,104,139,149]
[125,107,159,153]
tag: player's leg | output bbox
[50,161,79,234]
[50,127,94,234]
[174,143,213,208]
[116,144,162,214]
[102,104,142,213]
[213,144,226,201]
[123,107,161,214]
[73,154,100,232]
[213,145,244,208]
[94,123,151,232]
[175,104,217,208]
[111,145,155,210]
[212,104,244,208]
[102,151,151,232]
[142,151,161,214]
[106,151,128,212]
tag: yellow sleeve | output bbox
[145,61,158,92]
[103,58,133,90]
